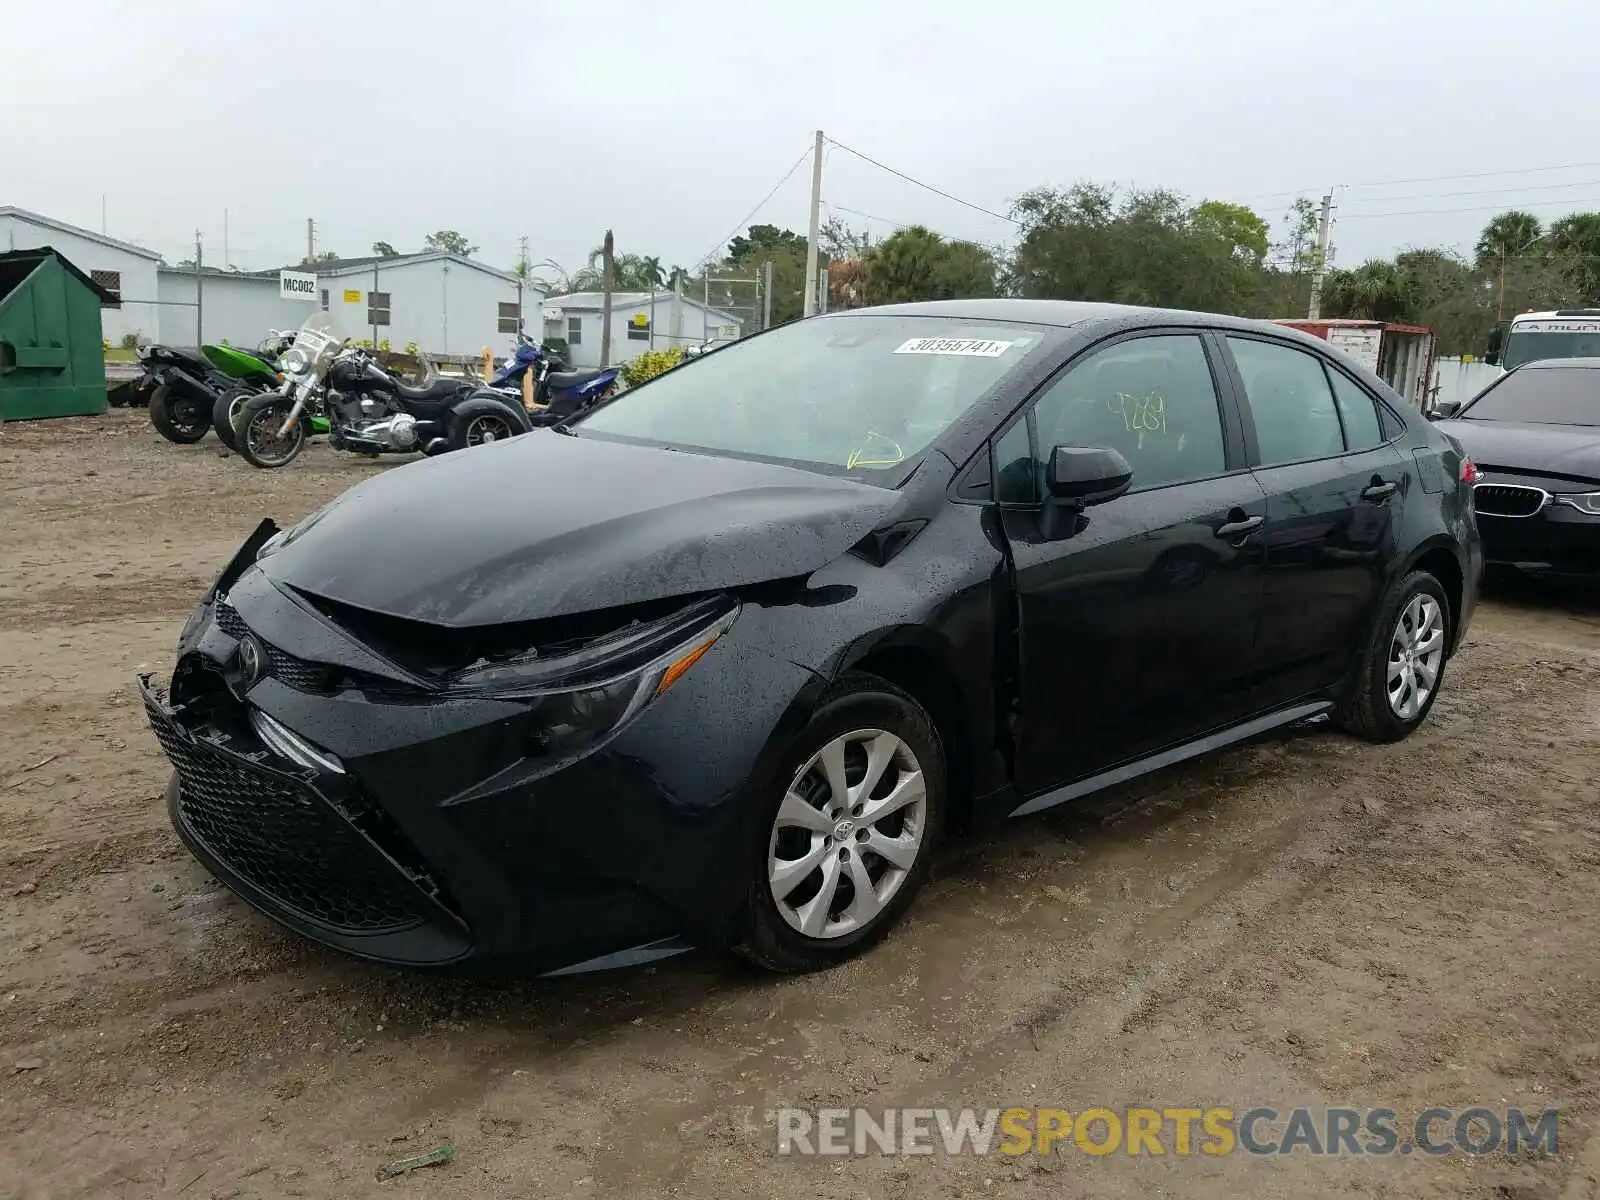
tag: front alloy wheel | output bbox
[739,674,945,972]
[768,729,928,939]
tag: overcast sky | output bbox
[7,0,1600,280]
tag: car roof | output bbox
[825,297,1312,338]
[1520,356,1600,370]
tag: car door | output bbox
[1218,334,1410,702]
[998,330,1270,799]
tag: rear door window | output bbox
[1227,337,1346,465]
[1327,368,1384,451]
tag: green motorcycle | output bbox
[206,334,331,451]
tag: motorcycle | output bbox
[479,333,621,427]
[233,316,532,468]
[135,332,329,448]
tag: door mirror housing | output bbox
[1046,445,1134,506]
[1428,399,1461,421]
[1485,326,1503,367]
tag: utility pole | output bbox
[306,217,315,265]
[223,209,229,271]
[1306,189,1335,320]
[762,260,774,330]
[599,229,615,368]
[194,232,204,346]
[517,235,530,336]
[802,129,825,317]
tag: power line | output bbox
[824,137,1020,226]
[1342,178,1600,207]
[693,143,814,268]
[1342,160,1600,191]
[1340,197,1600,221]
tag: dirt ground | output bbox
[3,410,1600,1200]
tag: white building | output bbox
[0,206,162,346]
[158,253,544,358]
[539,292,744,368]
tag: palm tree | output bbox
[1475,211,1543,268]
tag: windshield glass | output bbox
[1464,366,1600,425]
[282,312,342,383]
[1502,325,1600,369]
[575,315,1047,474]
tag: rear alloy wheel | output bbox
[148,384,210,444]
[1335,569,1452,743]
[463,412,516,447]
[739,675,945,972]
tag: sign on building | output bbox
[279,270,318,302]
[343,288,362,304]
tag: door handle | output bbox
[1214,514,1264,539]
[1362,480,1398,502]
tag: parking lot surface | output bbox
[4,411,1600,1199]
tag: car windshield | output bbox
[1463,366,1600,425]
[1502,328,1600,369]
[574,315,1047,475]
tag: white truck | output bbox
[1489,309,1600,371]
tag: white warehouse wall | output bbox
[0,214,160,346]
[326,259,529,358]
[156,272,314,349]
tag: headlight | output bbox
[448,604,739,758]
[1553,491,1600,515]
[282,348,308,374]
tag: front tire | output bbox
[148,384,210,444]
[236,403,307,469]
[212,387,254,452]
[1335,569,1452,743]
[737,674,946,973]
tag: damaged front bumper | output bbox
[140,526,825,974]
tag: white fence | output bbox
[1428,356,1501,411]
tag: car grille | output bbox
[143,690,432,934]
[1473,483,1548,519]
[213,598,333,692]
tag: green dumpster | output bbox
[0,246,114,420]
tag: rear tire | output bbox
[1334,569,1452,743]
[736,673,946,973]
[450,408,521,452]
[236,402,307,469]
[148,385,210,444]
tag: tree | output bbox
[1007,185,1260,314]
[299,250,339,266]
[1548,212,1600,300]
[422,230,477,257]
[820,216,872,262]
[1475,211,1542,268]
[371,240,400,258]
[1192,201,1270,265]
[861,226,997,305]
[725,224,806,263]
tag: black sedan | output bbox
[141,300,1481,975]
[1433,358,1600,578]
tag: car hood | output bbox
[1439,419,1600,485]
[256,431,903,627]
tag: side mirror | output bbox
[1485,327,1503,367]
[1046,445,1133,506]
[1428,399,1461,421]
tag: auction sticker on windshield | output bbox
[895,337,1014,357]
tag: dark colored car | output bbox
[140,300,1482,976]
[1432,358,1600,578]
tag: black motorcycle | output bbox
[234,329,533,468]
[135,334,292,446]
